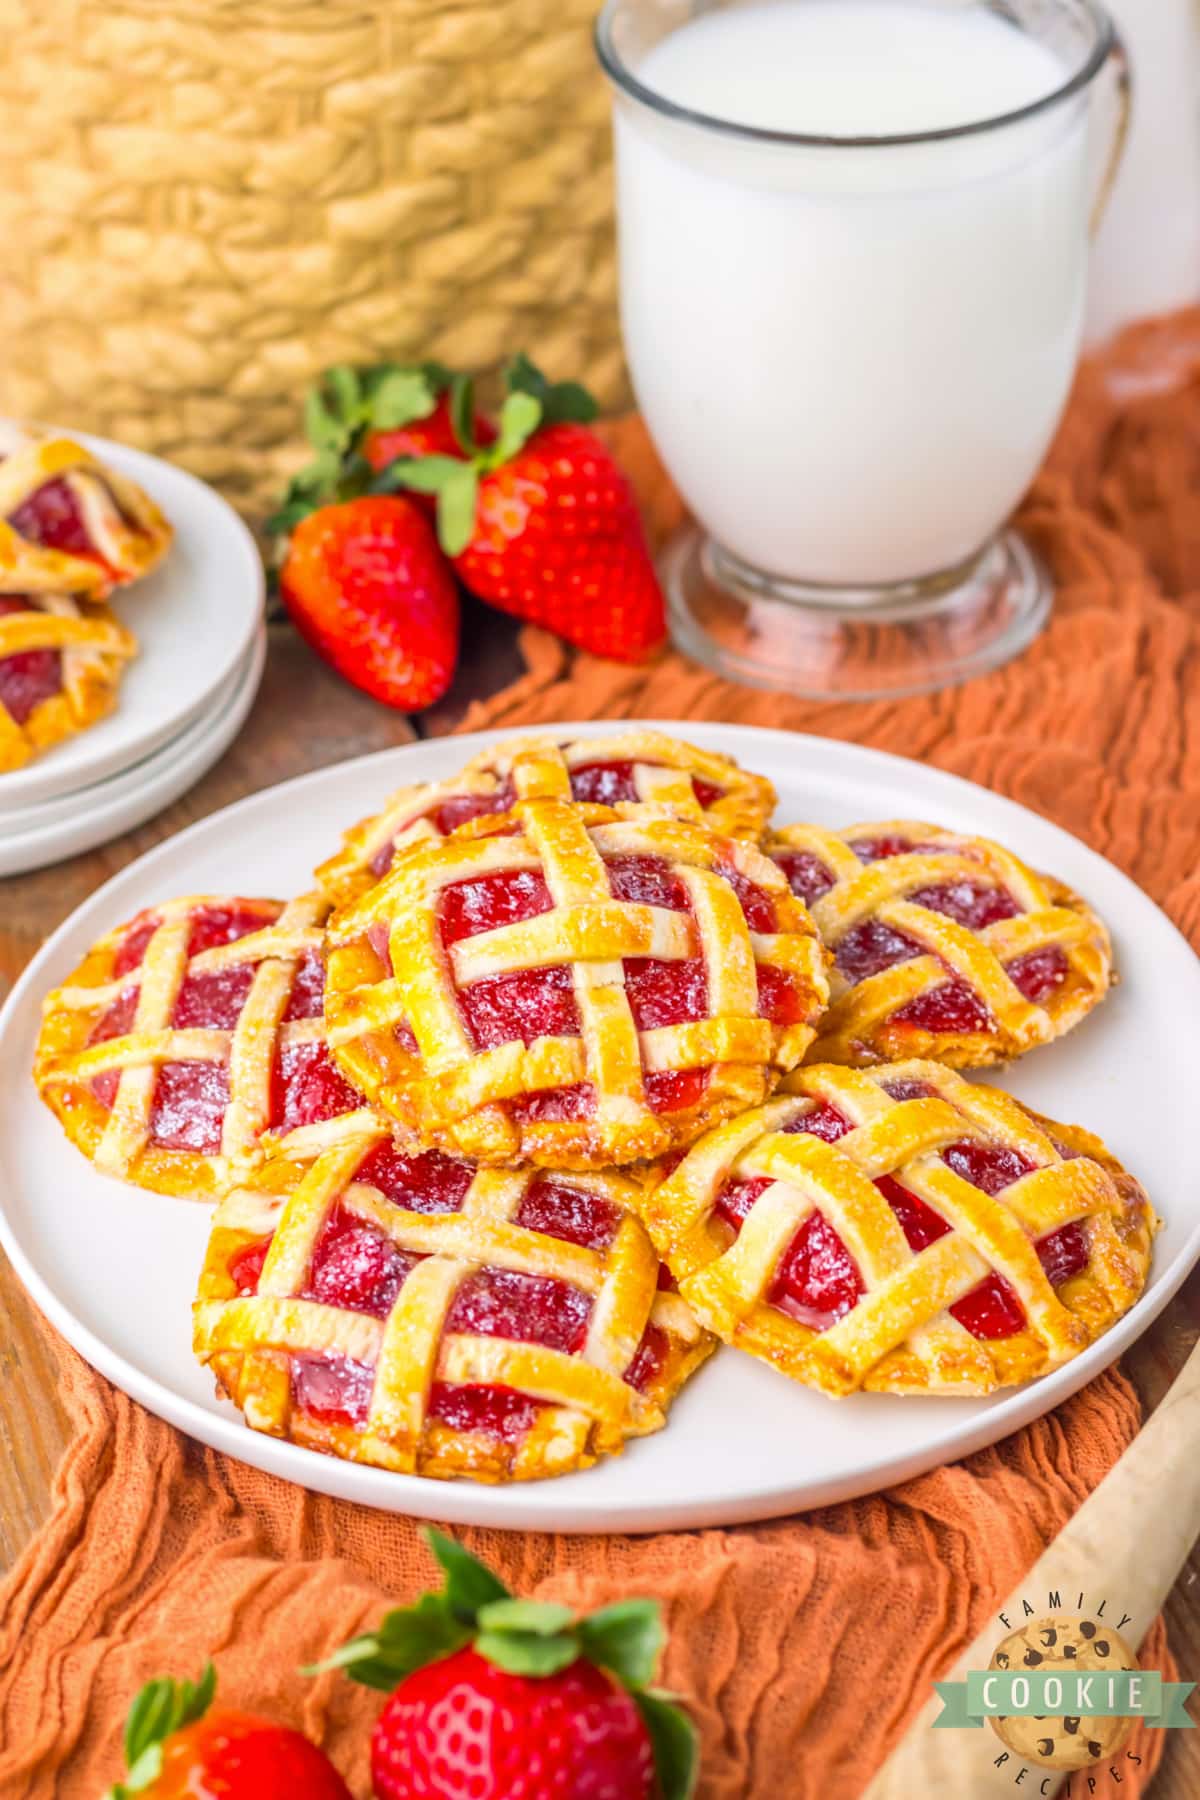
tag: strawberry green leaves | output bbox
[475,1598,582,1678]
[426,1524,510,1618]
[106,1663,216,1799]
[635,1688,701,1800]
[505,351,598,428]
[307,1592,473,1694]
[272,352,601,558]
[382,354,599,556]
[304,1528,503,1691]
[268,361,447,537]
[313,1528,698,1799]
[580,1599,666,1689]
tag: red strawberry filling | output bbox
[0,594,62,724]
[368,782,519,877]
[173,964,255,1030]
[1003,946,1070,1004]
[303,1205,414,1318]
[89,904,354,1152]
[642,1068,712,1113]
[147,1063,231,1153]
[229,1236,271,1295]
[271,1042,362,1133]
[510,1083,595,1124]
[463,964,583,1052]
[291,1354,376,1429]
[425,1384,542,1441]
[849,834,948,863]
[514,1178,620,1250]
[258,1155,670,1443]
[8,470,144,573]
[187,904,276,956]
[9,476,95,558]
[623,956,708,1030]
[355,1142,476,1213]
[625,1323,669,1391]
[446,1268,592,1354]
[715,863,777,933]
[712,1100,1088,1341]
[774,848,835,907]
[434,783,516,834]
[567,759,723,810]
[285,946,329,1018]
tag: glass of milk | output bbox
[596,0,1129,697]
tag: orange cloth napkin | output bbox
[2,309,1199,1798]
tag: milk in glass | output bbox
[615,0,1089,585]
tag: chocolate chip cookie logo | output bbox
[933,1598,1194,1783]
[987,1615,1141,1770]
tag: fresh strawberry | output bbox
[312,1528,697,1800]
[279,496,459,710]
[390,355,667,662]
[371,1647,655,1799]
[105,1664,350,1800]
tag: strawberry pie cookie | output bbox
[324,798,829,1168]
[0,592,136,773]
[0,425,172,601]
[767,820,1111,1068]
[34,892,370,1199]
[639,1060,1156,1397]
[314,729,775,906]
[194,1110,713,1482]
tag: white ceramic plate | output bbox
[0,433,264,812]
[0,628,265,876]
[1,722,1197,1534]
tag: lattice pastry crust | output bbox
[0,425,172,600]
[325,798,829,1169]
[766,820,1111,1068]
[314,728,776,906]
[34,892,371,1199]
[0,593,137,772]
[639,1061,1156,1398]
[194,1112,714,1483]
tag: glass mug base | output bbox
[663,527,1052,700]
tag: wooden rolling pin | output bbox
[863,1338,1200,1798]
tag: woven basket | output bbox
[0,0,625,514]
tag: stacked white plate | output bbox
[0,438,266,877]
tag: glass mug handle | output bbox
[1090,19,1131,234]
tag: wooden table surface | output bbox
[1,612,1196,1794]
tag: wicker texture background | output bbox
[0,0,626,511]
